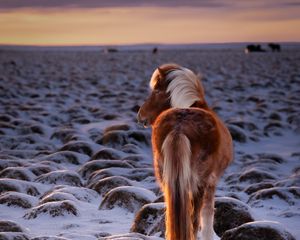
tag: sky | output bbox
[0,0,299,46]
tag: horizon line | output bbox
[1,41,300,48]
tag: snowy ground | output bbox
[0,47,299,239]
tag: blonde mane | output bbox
[150,66,205,108]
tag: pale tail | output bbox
[162,131,195,240]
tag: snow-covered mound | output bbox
[0,47,299,239]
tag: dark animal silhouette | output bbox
[245,44,266,53]
[268,43,281,52]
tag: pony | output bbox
[244,44,266,53]
[268,43,281,52]
[137,63,233,240]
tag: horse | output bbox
[268,43,281,52]
[137,63,233,240]
[245,44,266,53]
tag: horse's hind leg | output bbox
[200,185,216,240]
[192,187,204,238]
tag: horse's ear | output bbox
[155,67,166,89]
[157,67,164,78]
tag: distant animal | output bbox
[103,48,118,53]
[152,47,158,54]
[245,44,266,53]
[268,43,281,52]
[137,64,233,240]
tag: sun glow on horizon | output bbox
[0,6,299,46]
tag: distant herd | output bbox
[102,43,283,54]
[245,43,281,53]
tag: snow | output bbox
[0,45,299,239]
[239,220,296,235]
[106,186,157,203]
[217,132,300,238]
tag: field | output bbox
[0,47,299,239]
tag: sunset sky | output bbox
[0,0,299,46]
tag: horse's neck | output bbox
[191,100,209,110]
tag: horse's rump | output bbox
[153,108,221,159]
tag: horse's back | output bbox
[153,108,217,143]
[152,107,233,174]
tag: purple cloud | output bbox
[0,0,299,10]
[0,0,229,9]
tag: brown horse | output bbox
[137,63,233,240]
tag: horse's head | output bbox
[137,63,205,127]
